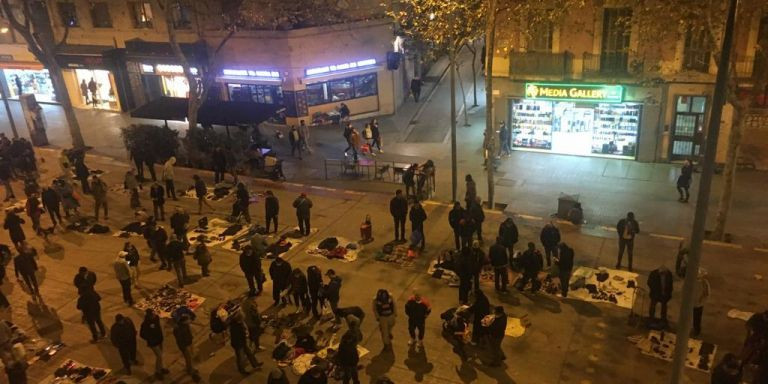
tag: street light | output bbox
[1,27,9,33]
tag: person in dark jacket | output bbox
[710,353,742,384]
[456,248,474,304]
[449,202,465,250]
[324,269,342,322]
[468,197,485,244]
[3,211,26,249]
[167,234,187,287]
[404,290,431,349]
[557,242,575,298]
[240,295,263,351]
[489,237,509,292]
[268,367,291,384]
[485,306,508,366]
[212,147,228,184]
[13,245,38,296]
[140,309,169,380]
[264,190,279,233]
[299,365,329,384]
[307,265,324,317]
[616,212,640,271]
[239,245,262,296]
[191,235,211,277]
[402,164,416,198]
[372,289,396,350]
[152,225,169,269]
[409,202,427,250]
[293,193,313,236]
[336,332,360,384]
[470,289,490,344]
[647,265,674,322]
[677,159,694,203]
[3,352,28,384]
[390,189,408,242]
[469,240,485,291]
[518,242,542,293]
[269,256,292,306]
[73,266,97,295]
[192,175,212,215]
[77,289,105,342]
[233,183,251,223]
[290,268,310,313]
[410,77,423,102]
[0,156,16,201]
[110,314,137,374]
[74,156,90,194]
[498,217,519,257]
[41,186,62,227]
[173,314,199,379]
[229,312,263,374]
[90,175,108,221]
[458,216,476,251]
[169,207,190,245]
[149,182,165,221]
[540,222,561,267]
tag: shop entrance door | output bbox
[671,96,707,160]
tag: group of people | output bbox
[342,119,382,160]
[0,134,38,202]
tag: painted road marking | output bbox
[650,233,685,241]
[753,248,768,253]
[516,214,543,221]
[702,240,742,249]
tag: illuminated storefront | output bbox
[1,68,56,102]
[301,58,381,116]
[218,69,284,105]
[510,83,641,158]
[140,63,196,98]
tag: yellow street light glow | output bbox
[0,27,9,34]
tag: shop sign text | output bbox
[525,83,623,103]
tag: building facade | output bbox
[490,3,768,168]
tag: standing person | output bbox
[372,289,396,351]
[677,159,694,203]
[13,245,39,297]
[489,237,509,292]
[77,289,106,343]
[91,175,108,221]
[41,185,62,228]
[0,157,16,201]
[410,77,423,102]
[464,174,477,207]
[192,235,211,277]
[54,178,79,217]
[449,202,465,250]
[162,157,177,200]
[289,126,303,159]
[409,201,427,250]
[647,265,674,323]
[402,164,416,198]
[390,190,408,242]
[540,222,561,268]
[498,122,508,157]
[73,266,97,295]
[140,309,169,380]
[459,216,476,251]
[468,197,485,244]
[299,120,312,154]
[192,175,213,214]
[153,225,169,270]
[212,147,228,184]
[173,314,200,380]
[88,78,98,106]
[405,290,431,350]
[228,312,263,375]
[13,75,22,96]
[73,155,91,194]
[269,256,292,306]
[557,242,575,298]
[110,314,138,375]
[4,210,26,249]
[370,118,382,153]
[150,181,166,221]
[169,207,190,245]
[342,123,353,156]
[239,245,261,296]
[339,102,351,121]
[692,268,711,338]
[234,183,251,223]
[264,190,279,233]
[470,240,486,291]
[616,212,640,271]
[124,169,141,209]
[290,268,310,313]
[293,192,313,236]
[336,332,360,384]
[80,79,89,104]
[114,252,134,306]
[167,234,187,287]
[517,242,542,293]
[470,289,490,345]
[24,193,43,235]
[457,248,473,303]
[240,295,264,352]
[485,306,508,366]
[123,242,141,287]
[348,127,361,160]
[324,269,343,323]
[307,265,323,318]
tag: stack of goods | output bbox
[307,237,360,262]
[64,218,110,234]
[554,266,638,309]
[426,250,460,286]
[49,359,110,383]
[134,285,205,318]
[374,243,414,267]
[629,330,717,373]
[180,184,233,201]
[187,218,249,247]
[1,321,65,365]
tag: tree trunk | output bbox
[468,44,478,107]
[450,48,458,202]
[456,62,469,127]
[49,62,85,148]
[711,104,744,240]
[485,0,498,208]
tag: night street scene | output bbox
[0,0,767,383]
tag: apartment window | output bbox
[90,2,112,28]
[130,2,153,28]
[58,2,79,27]
[682,28,710,72]
[600,8,632,73]
[171,1,192,29]
[306,73,379,106]
[528,22,553,53]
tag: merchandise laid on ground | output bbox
[179,184,235,201]
[0,321,65,371]
[504,315,531,338]
[374,243,416,267]
[64,217,111,234]
[113,220,149,238]
[44,359,110,384]
[133,285,205,318]
[286,336,371,376]
[628,330,717,373]
[306,236,361,262]
[187,217,250,247]
[548,266,638,309]
[426,250,496,287]
[3,199,28,214]
[220,227,315,256]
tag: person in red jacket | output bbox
[404,290,431,350]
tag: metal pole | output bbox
[450,47,458,202]
[485,0,497,209]
[0,75,19,138]
[669,0,738,382]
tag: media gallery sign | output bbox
[524,82,624,103]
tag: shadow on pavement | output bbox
[26,299,63,342]
[403,344,433,382]
[365,348,395,380]
[564,298,603,318]
[524,292,562,314]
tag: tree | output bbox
[0,0,85,148]
[388,0,486,202]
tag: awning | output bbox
[55,45,116,69]
[124,39,207,64]
[130,97,283,126]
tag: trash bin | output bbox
[19,94,48,146]
[557,193,579,219]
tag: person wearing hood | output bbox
[74,266,97,295]
[405,290,431,350]
[229,312,263,375]
[110,314,137,375]
[269,256,292,306]
[267,367,290,384]
[192,235,212,277]
[140,309,169,380]
[114,251,134,306]
[162,157,177,200]
[449,202,465,250]
[290,268,310,313]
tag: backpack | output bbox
[363,126,373,140]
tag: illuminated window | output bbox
[90,2,112,28]
[306,73,378,106]
[57,2,79,27]
[130,2,153,28]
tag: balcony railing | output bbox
[509,51,573,78]
[582,52,631,77]
[735,57,755,79]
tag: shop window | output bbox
[130,1,153,28]
[354,73,377,98]
[305,73,379,106]
[90,2,112,28]
[57,2,79,27]
[329,78,354,102]
[600,8,632,74]
[306,83,328,106]
[227,84,283,105]
[528,21,553,53]
[683,28,710,72]
[171,1,192,29]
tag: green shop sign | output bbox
[524,83,624,103]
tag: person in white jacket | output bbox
[162,157,177,200]
[692,268,710,338]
